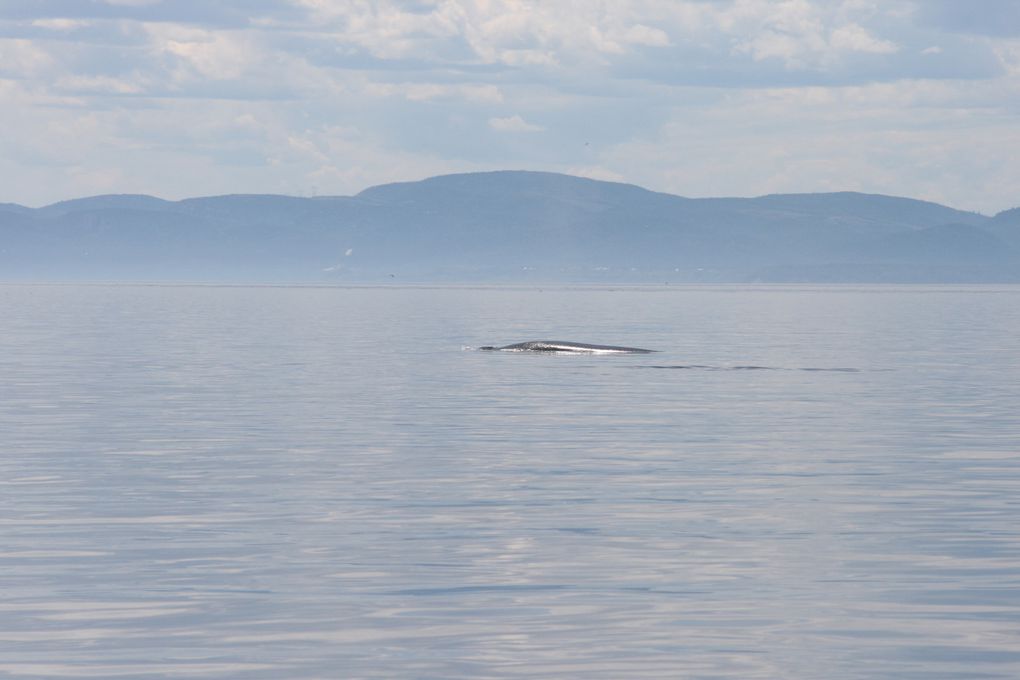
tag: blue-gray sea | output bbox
[2,283,1019,679]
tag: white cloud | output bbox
[830,22,898,54]
[155,27,257,81]
[995,40,1020,77]
[488,115,544,132]
[0,38,55,77]
[0,0,1018,213]
[621,23,670,47]
[55,74,145,94]
[728,2,900,67]
[367,82,503,104]
[30,18,92,31]
[598,79,1020,213]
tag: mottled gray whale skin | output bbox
[478,340,656,354]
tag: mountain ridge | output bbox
[2,171,1016,283]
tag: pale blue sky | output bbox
[2,0,1018,213]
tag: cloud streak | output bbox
[1,0,1018,213]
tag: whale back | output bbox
[482,340,655,354]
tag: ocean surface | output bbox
[2,283,1019,679]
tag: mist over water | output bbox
[2,284,1019,679]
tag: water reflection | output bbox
[1,284,1019,678]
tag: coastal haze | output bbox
[2,171,1018,283]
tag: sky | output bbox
[1,0,1018,214]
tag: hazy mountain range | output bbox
[2,171,1019,283]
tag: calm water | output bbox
[2,283,1019,679]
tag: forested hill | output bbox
[2,171,1017,282]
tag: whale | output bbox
[478,340,656,354]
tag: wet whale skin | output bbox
[479,341,656,354]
